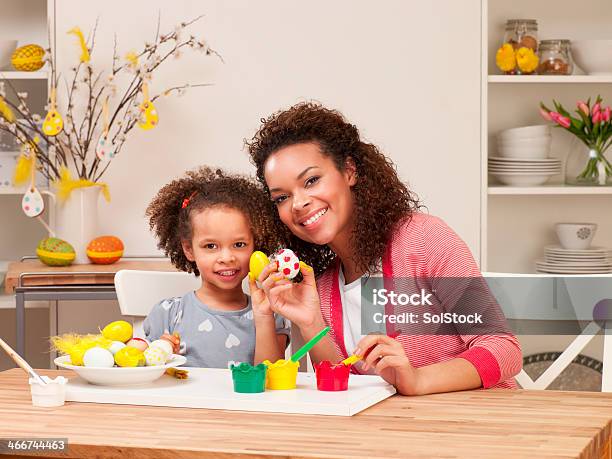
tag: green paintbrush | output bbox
[290,326,330,362]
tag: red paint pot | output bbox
[314,360,350,391]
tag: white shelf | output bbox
[0,186,48,195]
[0,71,48,80]
[489,75,612,84]
[489,186,612,195]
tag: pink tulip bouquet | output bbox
[540,96,612,185]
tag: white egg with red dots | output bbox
[272,248,300,279]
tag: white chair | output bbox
[114,270,201,337]
[484,272,612,392]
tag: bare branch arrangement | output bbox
[0,15,220,183]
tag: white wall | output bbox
[54,0,483,260]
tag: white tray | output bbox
[65,367,396,416]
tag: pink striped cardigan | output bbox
[315,212,522,389]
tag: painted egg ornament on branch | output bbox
[36,237,76,266]
[86,235,124,264]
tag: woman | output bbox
[247,102,521,395]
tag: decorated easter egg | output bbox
[36,237,75,266]
[21,187,44,218]
[95,135,116,162]
[42,109,63,136]
[144,346,168,366]
[137,100,158,130]
[107,341,126,355]
[83,346,115,368]
[102,320,133,343]
[273,248,300,279]
[86,235,124,264]
[126,337,149,352]
[114,347,145,367]
[11,44,45,71]
[150,339,173,357]
[249,251,270,280]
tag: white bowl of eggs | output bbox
[54,336,186,386]
[54,353,187,386]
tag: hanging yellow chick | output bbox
[0,96,15,122]
[67,27,90,63]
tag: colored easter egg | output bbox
[126,337,149,352]
[95,135,116,162]
[150,339,173,357]
[114,347,145,367]
[36,237,75,266]
[137,100,158,130]
[42,109,63,136]
[86,235,124,264]
[272,248,300,279]
[21,187,44,218]
[144,346,168,366]
[102,320,133,343]
[11,44,45,72]
[83,347,115,368]
[249,251,270,280]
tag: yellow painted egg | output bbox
[11,44,45,71]
[114,346,145,367]
[249,251,270,280]
[87,235,124,264]
[102,320,133,343]
[36,237,75,266]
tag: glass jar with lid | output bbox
[504,19,538,51]
[538,40,574,75]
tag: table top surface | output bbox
[0,369,610,459]
[5,259,176,293]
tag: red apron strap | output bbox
[329,259,349,360]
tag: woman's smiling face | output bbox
[264,142,356,246]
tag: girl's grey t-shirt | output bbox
[143,291,290,368]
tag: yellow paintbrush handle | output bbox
[341,355,362,366]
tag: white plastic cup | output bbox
[29,376,67,407]
[555,223,598,250]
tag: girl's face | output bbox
[264,142,356,246]
[182,206,254,291]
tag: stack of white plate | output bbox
[535,246,612,274]
[490,125,560,186]
[488,157,562,186]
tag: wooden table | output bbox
[0,369,610,459]
[4,259,175,357]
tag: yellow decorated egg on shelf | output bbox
[11,44,45,71]
[36,237,75,266]
[86,235,124,264]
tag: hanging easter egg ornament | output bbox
[42,87,63,137]
[22,187,44,217]
[95,97,116,162]
[137,82,158,130]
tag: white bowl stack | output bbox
[490,125,562,186]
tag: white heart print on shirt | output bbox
[244,310,253,321]
[22,187,44,218]
[225,334,240,349]
[198,319,213,332]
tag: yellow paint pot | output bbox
[263,359,299,390]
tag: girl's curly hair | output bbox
[145,166,284,276]
[246,102,422,276]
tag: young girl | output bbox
[247,102,522,395]
[143,166,290,368]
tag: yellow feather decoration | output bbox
[67,27,90,63]
[50,333,112,366]
[13,154,34,186]
[52,166,111,203]
[0,96,15,122]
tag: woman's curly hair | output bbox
[145,166,284,276]
[246,102,422,276]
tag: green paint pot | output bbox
[230,362,267,393]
